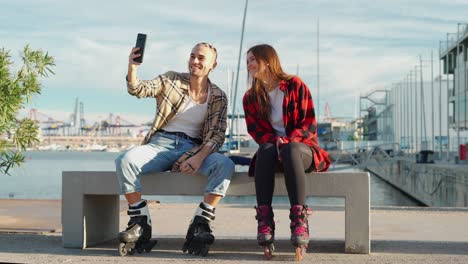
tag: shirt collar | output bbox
[279,79,289,92]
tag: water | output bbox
[1,151,421,206]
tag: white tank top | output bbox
[163,88,210,138]
[268,86,286,137]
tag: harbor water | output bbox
[1,151,421,206]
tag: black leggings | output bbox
[254,142,313,206]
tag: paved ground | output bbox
[1,200,468,263]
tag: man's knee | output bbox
[222,156,235,176]
[216,154,235,174]
[115,152,130,168]
[115,150,141,173]
[204,153,235,179]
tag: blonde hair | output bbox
[195,42,218,62]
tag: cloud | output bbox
[4,0,468,120]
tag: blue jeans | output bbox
[115,132,234,196]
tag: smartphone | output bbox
[134,33,147,63]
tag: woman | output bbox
[242,44,330,260]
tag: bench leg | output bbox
[83,195,120,248]
[62,194,119,248]
[345,194,370,254]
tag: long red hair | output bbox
[247,44,292,120]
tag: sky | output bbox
[2,0,468,125]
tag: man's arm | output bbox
[204,92,228,153]
[179,144,213,173]
[126,47,173,98]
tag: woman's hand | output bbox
[276,137,284,161]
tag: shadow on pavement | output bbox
[0,234,467,260]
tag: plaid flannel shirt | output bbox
[243,76,331,176]
[127,71,228,172]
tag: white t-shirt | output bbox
[163,88,210,138]
[268,86,286,137]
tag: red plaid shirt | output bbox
[243,76,331,176]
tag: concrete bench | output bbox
[62,171,370,253]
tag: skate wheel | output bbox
[263,245,273,260]
[187,242,195,255]
[144,240,157,253]
[118,243,127,256]
[200,246,209,257]
[294,246,306,261]
[182,242,189,253]
[270,243,275,253]
[136,247,143,254]
[128,248,135,255]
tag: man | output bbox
[115,42,235,256]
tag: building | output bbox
[440,25,468,131]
